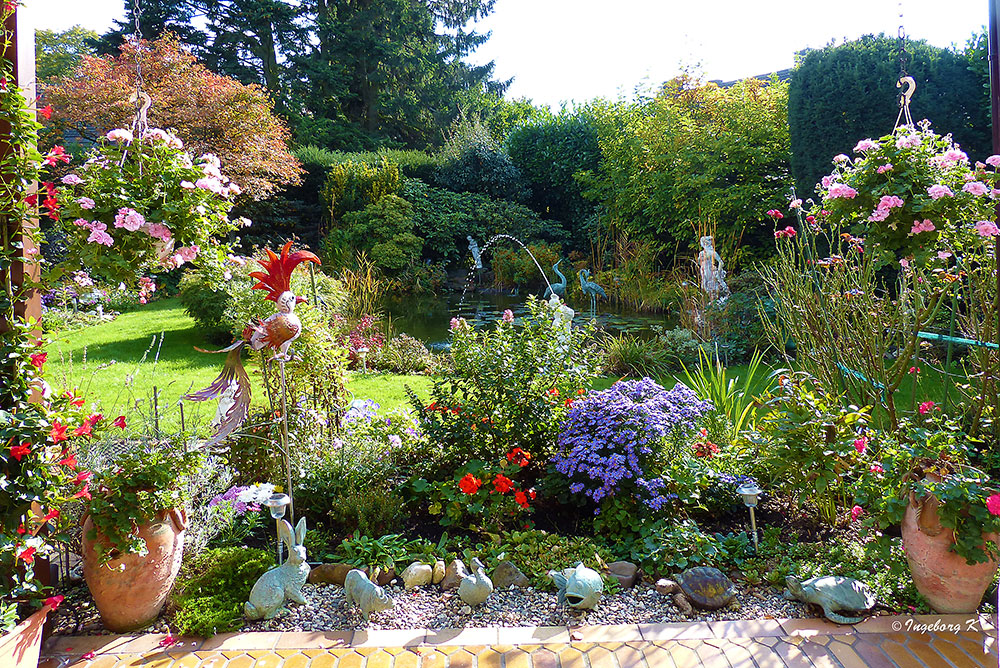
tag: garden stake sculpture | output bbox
[543,259,567,299]
[184,241,321,448]
[577,269,606,315]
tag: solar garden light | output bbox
[265,493,291,565]
[737,482,762,552]
[357,347,369,373]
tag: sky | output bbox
[29,0,989,108]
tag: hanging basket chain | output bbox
[130,0,148,136]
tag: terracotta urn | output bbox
[901,490,998,613]
[82,508,188,632]
[0,606,49,668]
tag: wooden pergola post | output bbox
[0,4,39,341]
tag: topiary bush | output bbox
[435,115,526,201]
[171,547,273,636]
[321,158,402,222]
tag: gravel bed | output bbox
[53,579,817,636]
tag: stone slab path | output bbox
[39,614,999,668]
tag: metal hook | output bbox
[897,76,915,108]
[128,90,152,134]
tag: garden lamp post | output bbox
[737,482,762,552]
[357,347,369,373]
[265,493,290,565]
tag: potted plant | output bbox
[1,337,107,660]
[861,412,1000,613]
[80,447,201,632]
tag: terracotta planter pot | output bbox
[901,491,999,613]
[0,606,49,667]
[82,508,188,632]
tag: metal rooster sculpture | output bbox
[184,241,321,446]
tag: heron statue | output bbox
[543,259,567,299]
[578,269,606,314]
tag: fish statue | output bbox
[549,562,603,610]
[183,241,321,446]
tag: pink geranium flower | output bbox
[114,207,145,231]
[910,219,935,235]
[987,155,1000,168]
[896,134,921,149]
[105,128,133,142]
[918,400,936,415]
[77,196,95,209]
[876,163,893,174]
[61,174,83,185]
[987,494,1000,517]
[853,138,878,153]
[975,220,1000,237]
[827,183,858,199]
[853,436,868,454]
[87,223,114,247]
[851,505,864,521]
[502,309,514,323]
[833,154,849,163]
[144,223,172,241]
[962,181,988,196]
[928,185,953,200]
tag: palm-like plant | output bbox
[680,347,770,442]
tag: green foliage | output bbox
[327,531,441,572]
[579,77,792,266]
[788,34,991,198]
[680,348,769,444]
[410,296,598,475]
[461,530,615,589]
[336,195,423,273]
[35,26,97,81]
[321,158,402,221]
[748,372,870,525]
[171,547,273,637]
[627,519,751,576]
[653,327,703,371]
[600,333,671,378]
[491,242,561,290]
[296,146,442,181]
[370,334,435,374]
[435,115,526,201]
[83,448,202,563]
[402,178,564,267]
[507,114,601,234]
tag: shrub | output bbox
[402,179,565,268]
[435,115,526,201]
[410,296,598,476]
[335,195,423,273]
[601,334,671,378]
[466,529,616,589]
[370,334,434,374]
[491,242,561,291]
[629,520,751,576]
[654,327,703,371]
[321,158,402,221]
[171,547,273,636]
[551,378,713,534]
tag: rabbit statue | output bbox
[344,568,395,620]
[458,557,494,606]
[245,517,311,620]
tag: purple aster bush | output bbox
[552,378,713,513]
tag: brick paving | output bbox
[38,614,999,667]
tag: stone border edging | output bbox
[41,613,998,656]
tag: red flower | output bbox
[81,652,96,660]
[59,453,77,469]
[113,415,127,429]
[528,489,537,500]
[44,595,64,610]
[425,402,439,412]
[10,442,30,461]
[514,490,529,508]
[507,448,530,467]
[493,474,514,494]
[24,193,37,206]
[766,209,784,220]
[30,352,46,368]
[18,547,36,564]
[16,524,26,535]
[50,422,68,444]
[38,104,53,120]
[908,366,921,375]
[576,388,586,395]
[40,509,60,523]
[73,421,93,438]
[564,398,573,407]
[70,396,84,408]
[43,145,70,166]
[853,436,868,454]
[72,483,91,500]
[918,400,936,415]
[458,473,482,495]
[158,635,178,648]
[73,470,92,484]
[546,388,559,397]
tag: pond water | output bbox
[383,292,677,350]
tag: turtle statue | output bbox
[783,575,876,625]
[657,567,736,614]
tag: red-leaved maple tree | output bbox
[43,35,301,200]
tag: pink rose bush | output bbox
[49,127,241,284]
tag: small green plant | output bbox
[680,347,768,443]
[171,547,273,636]
[601,333,670,378]
[328,531,431,572]
[629,519,749,576]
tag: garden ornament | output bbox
[245,517,310,620]
[697,236,729,302]
[783,575,877,625]
[542,259,567,299]
[458,558,494,606]
[672,567,736,611]
[549,562,603,610]
[183,241,321,446]
[344,569,395,620]
[467,235,483,270]
[577,269,607,314]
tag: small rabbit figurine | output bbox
[458,557,494,606]
[344,568,395,620]
[245,517,311,620]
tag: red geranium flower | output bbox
[49,421,67,443]
[493,474,513,494]
[507,448,530,467]
[30,352,46,368]
[458,473,481,495]
[546,388,559,397]
[10,442,30,461]
[514,490,529,508]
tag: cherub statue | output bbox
[697,236,729,301]
[184,241,321,446]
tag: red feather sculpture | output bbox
[184,241,321,446]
